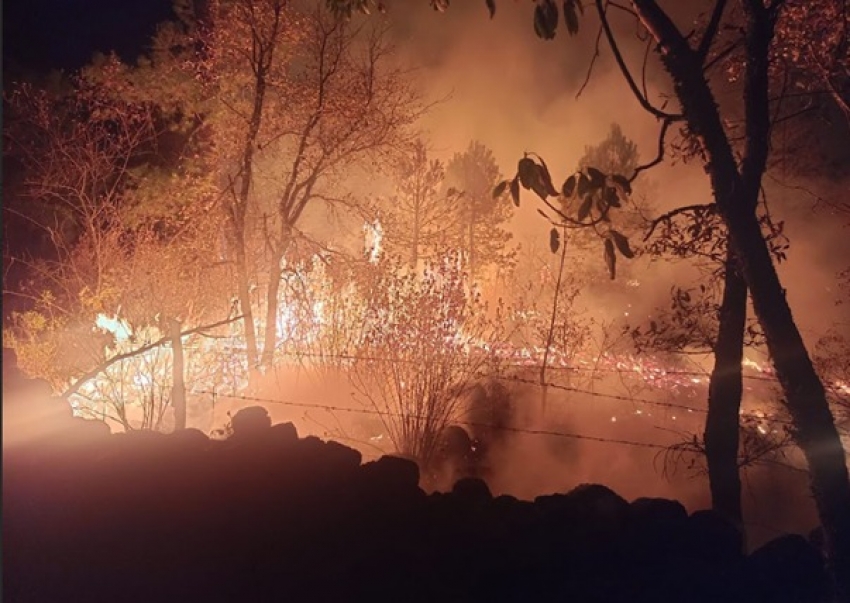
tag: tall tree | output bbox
[444,140,515,282]
[328,0,850,593]
[521,0,850,593]
[200,0,296,372]
[141,1,422,373]
[578,122,639,176]
[255,10,420,368]
[380,139,460,267]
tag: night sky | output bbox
[3,0,174,318]
[3,0,175,74]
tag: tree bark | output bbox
[728,198,850,597]
[234,235,259,370]
[168,317,187,431]
[467,213,476,281]
[704,253,747,538]
[632,2,850,597]
[261,247,285,368]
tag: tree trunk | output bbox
[676,54,850,603]
[231,28,271,377]
[261,247,285,368]
[412,189,420,268]
[169,317,187,431]
[704,253,747,539]
[632,4,850,596]
[467,214,475,281]
[729,202,850,597]
[234,237,259,370]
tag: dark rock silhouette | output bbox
[230,405,272,435]
[745,534,831,603]
[2,351,831,603]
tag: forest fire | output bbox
[61,276,820,454]
[3,0,850,600]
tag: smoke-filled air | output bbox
[4,0,850,601]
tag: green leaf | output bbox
[534,0,558,40]
[562,0,579,35]
[549,227,560,253]
[486,0,496,18]
[562,174,576,197]
[609,230,634,258]
[509,177,520,207]
[604,238,616,279]
[577,196,593,221]
[611,174,632,195]
[492,180,509,199]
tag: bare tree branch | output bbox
[697,0,728,63]
[630,117,674,183]
[595,0,683,121]
[643,203,716,242]
[61,314,244,400]
[575,24,604,99]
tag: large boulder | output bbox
[360,454,421,494]
[746,534,830,603]
[230,405,272,436]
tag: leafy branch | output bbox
[493,153,636,279]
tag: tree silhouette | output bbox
[328,1,850,593]
[379,139,460,268]
[444,141,515,282]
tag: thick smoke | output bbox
[294,1,844,546]
[382,1,849,337]
[189,2,847,548]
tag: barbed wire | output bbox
[494,374,711,415]
[196,388,819,475]
[491,374,828,433]
[196,389,671,451]
[260,349,848,433]
[231,349,806,428]
[257,347,788,383]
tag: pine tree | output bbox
[380,139,459,268]
[444,140,515,282]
